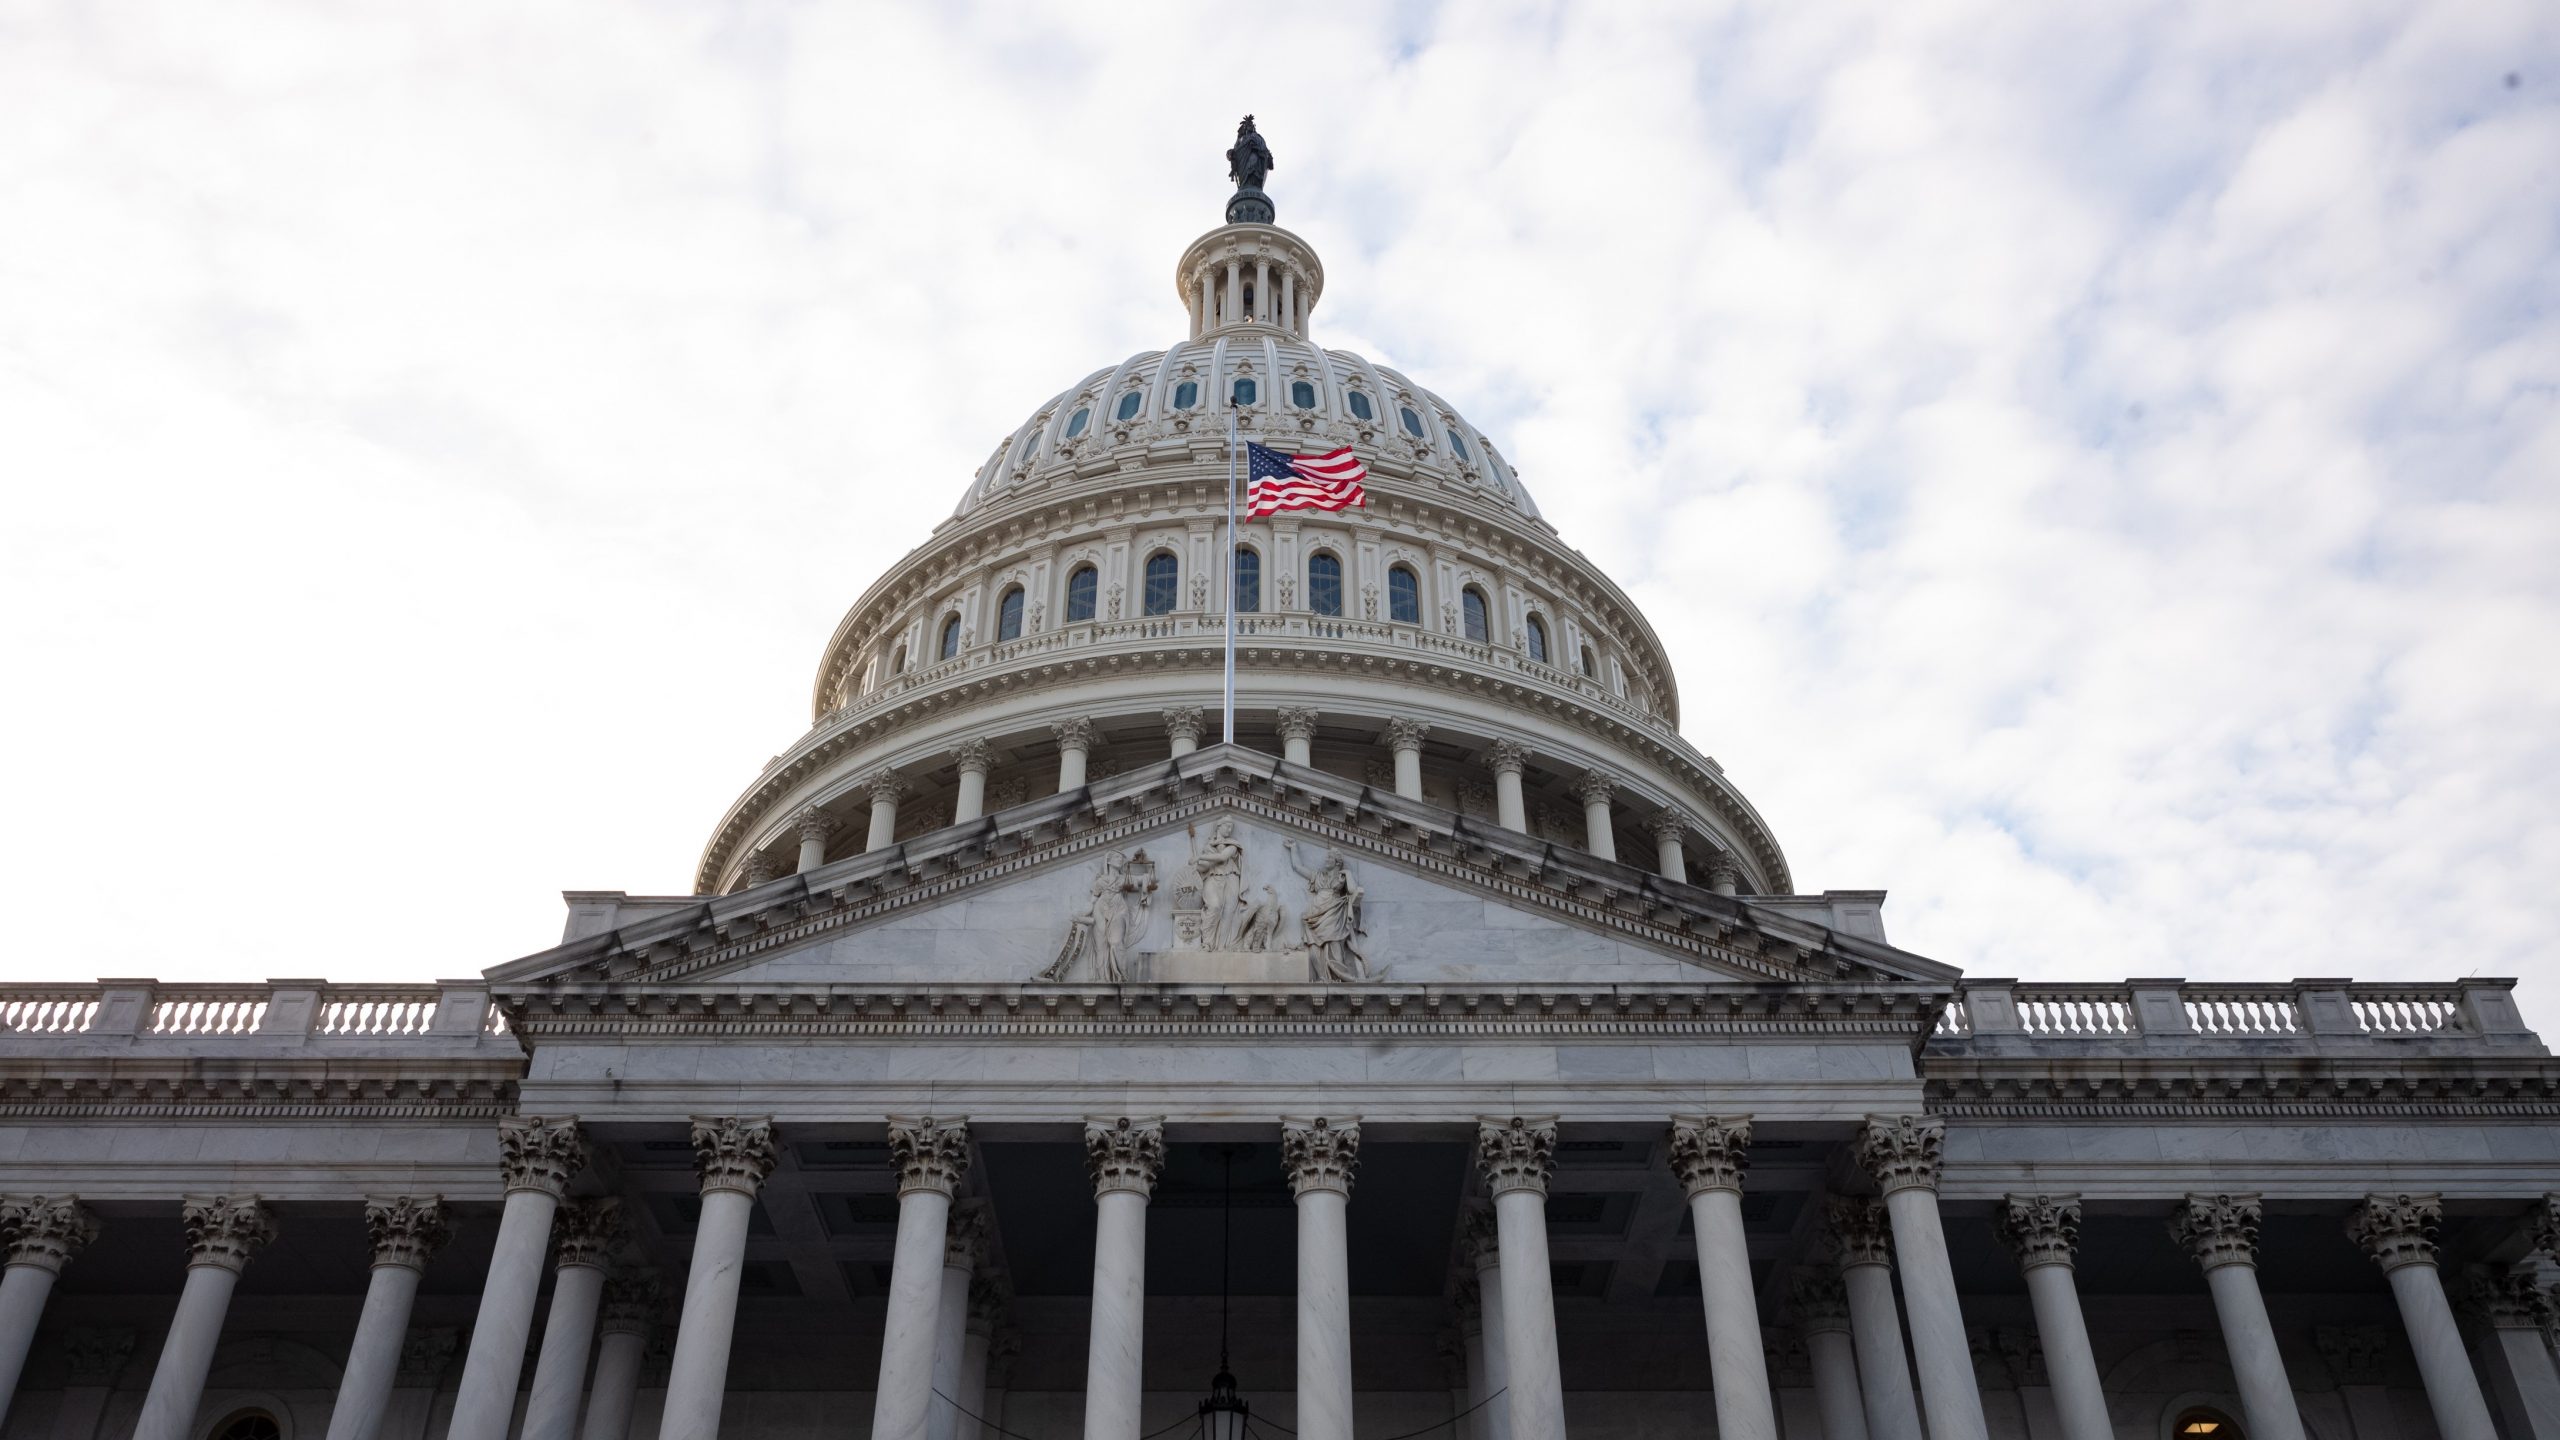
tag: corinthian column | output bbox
[2465,1268,2560,1440]
[952,739,994,822]
[450,1116,585,1440]
[133,1197,276,1440]
[1284,1118,1362,1440]
[1277,708,1319,768]
[794,807,839,873]
[659,1117,779,1440]
[2347,1194,2496,1440]
[875,1120,970,1440]
[1995,1195,2109,1440]
[1669,1118,1777,1440]
[956,1277,1004,1440]
[1647,814,1690,884]
[1055,718,1097,790]
[1828,1198,1922,1440]
[929,1204,987,1440]
[1461,1208,1514,1440]
[325,1197,450,1440]
[522,1199,622,1440]
[0,1196,98,1430]
[1477,1118,1566,1440]
[1164,707,1205,759]
[1570,771,1619,862]
[580,1272,660,1440]
[1789,1274,1870,1440]
[1384,721,1429,800]
[1083,1118,1165,1440]
[865,771,909,851]
[2171,1195,2305,1440]
[1855,1116,1988,1440]
[1485,740,1530,832]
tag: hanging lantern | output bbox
[1194,1147,1251,1440]
[1196,1366,1250,1440]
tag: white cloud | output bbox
[2,1,2556,1029]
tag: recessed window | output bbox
[938,615,962,660]
[1580,645,1597,678]
[1461,587,1490,643]
[1143,553,1179,616]
[1232,547,1261,612]
[1115,391,1143,421]
[890,644,907,675]
[1063,408,1089,439]
[1388,565,1421,624]
[1347,391,1374,421]
[1525,615,1549,663]
[1233,378,1257,406]
[996,586,1025,643]
[1065,565,1098,622]
[1308,553,1343,617]
[1174,381,1200,410]
[1291,380,1317,409]
[2175,1408,2242,1440]
[1447,426,1471,460]
[1015,429,1040,462]
[1400,406,1426,439]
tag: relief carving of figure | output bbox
[1188,819,1248,950]
[1237,885,1285,952]
[1041,849,1157,982]
[1284,839,1372,981]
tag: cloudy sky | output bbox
[5,3,2556,1025]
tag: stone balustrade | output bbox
[1932,978,2531,1054]
[0,980,509,1042]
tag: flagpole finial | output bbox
[1225,117,1275,225]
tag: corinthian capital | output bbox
[1568,769,1619,806]
[887,1118,972,1198]
[553,1197,625,1269]
[2464,1267,2554,1332]
[1789,1271,1851,1334]
[795,806,840,844]
[181,1195,276,1273]
[2170,1193,2262,1271]
[944,1201,989,1269]
[1482,738,1529,777]
[1667,1117,1752,1198]
[2347,1193,2442,1273]
[362,1196,450,1272]
[864,769,910,805]
[1053,716,1097,752]
[2529,1193,2560,1259]
[1458,1204,1501,1270]
[1084,1117,1165,1198]
[1475,1117,1557,1198]
[1276,707,1320,744]
[1646,811,1693,844]
[1384,719,1431,752]
[1282,1117,1362,1198]
[689,1116,779,1198]
[1995,1194,2081,1271]
[952,737,994,774]
[1825,1197,1894,1268]
[498,1115,587,1198]
[1854,1114,1944,1196]
[0,1196,99,1273]
[1162,707,1205,746]
[600,1270,663,1337]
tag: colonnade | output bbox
[0,1122,2548,1440]
[778,709,1747,898]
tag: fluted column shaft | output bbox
[1859,1117,1989,1440]
[866,780,904,851]
[875,1121,969,1440]
[1652,827,1687,884]
[1165,707,1204,759]
[1992,1196,2108,1440]
[2173,1195,2306,1440]
[327,1199,450,1440]
[1573,775,1617,862]
[658,1118,779,1440]
[795,811,837,873]
[135,1197,275,1440]
[2349,1195,2496,1440]
[1278,709,1317,768]
[1671,1119,1778,1440]
[451,1118,584,1440]
[0,1197,95,1432]
[1479,1119,1565,1440]
[1083,1119,1164,1440]
[522,1201,619,1440]
[1286,1120,1360,1440]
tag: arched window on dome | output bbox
[1016,428,1041,463]
[1461,587,1490,643]
[1525,615,1549,663]
[1388,565,1421,624]
[1447,425,1471,461]
[1347,391,1374,422]
[890,643,907,676]
[1291,380,1317,409]
[1233,378,1257,407]
[1143,552,1179,616]
[1400,406,1427,439]
[1579,643,1598,679]
[1308,552,1343,617]
[1173,381,1200,410]
[1065,565,1098,623]
[1232,546,1260,612]
[1115,391,1144,421]
[1063,408,1089,440]
[996,585,1025,643]
[938,614,963,661]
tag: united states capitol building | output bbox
[5,125,2559,1440]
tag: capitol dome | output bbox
[698,167,1793,902]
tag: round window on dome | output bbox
[1115,391,1143,421]
[1063,408,1089,440]
[1291,380,1317,409]
[1233,378,1257,407]
[1174,381,1200,410]
[1347,391,1374,421]
[1400,406,1426,439]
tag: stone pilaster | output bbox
[889,1118,973,1198]
[1668,1116,1752,1197]
[1084,1117,1165,1198]
[1282,1118,1362,1197]
[363,1197,449,1272]
[499,1116,587,1198]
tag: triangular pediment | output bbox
[488,747,1956,995]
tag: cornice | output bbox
[1926,1064,2560,1118]
[0,1074,519,1120]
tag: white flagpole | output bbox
[1222,407,1239,744]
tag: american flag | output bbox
[1245,442,1368,518]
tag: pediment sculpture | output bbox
[1035,819,1379,983]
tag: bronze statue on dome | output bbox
[1225,116,1276,224]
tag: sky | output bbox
[3,2,2556,1027]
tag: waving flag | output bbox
[1245,443,1369,518]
